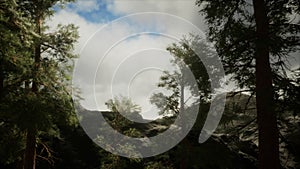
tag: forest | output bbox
[0,0,300,169]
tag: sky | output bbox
[47,0,300,120]
[46,0,215,120]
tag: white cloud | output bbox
[106,0,206,30]
[71,0,100,12]
[47,0,299,121]
[46,9,104,52]
[47,0,206,119]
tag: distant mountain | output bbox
[75,106,177,138]
[73,95,260,169]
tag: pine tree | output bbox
[0,0,32,165]
[196,0,300,168]
[150,34,218,116]
[1,0,78,168]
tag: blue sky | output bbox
[48,0,233,119]
[51,0,299,121]
[66,0,119,23]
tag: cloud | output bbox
[77,23,181,114]
[69,0,100,13]
[106,0,206,30]
[47,0,206,119]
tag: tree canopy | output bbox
[1,0,299,169]
[0,0,78,168]
[196,0,300,168]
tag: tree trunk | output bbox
[179,73,186,169]
[23,10,42,169]
[0,64,3,97]
[180,73,185,115]
[252,0,280,169]
[23,129,37,169]
[23,44,40,169]
[179,89,186,169]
